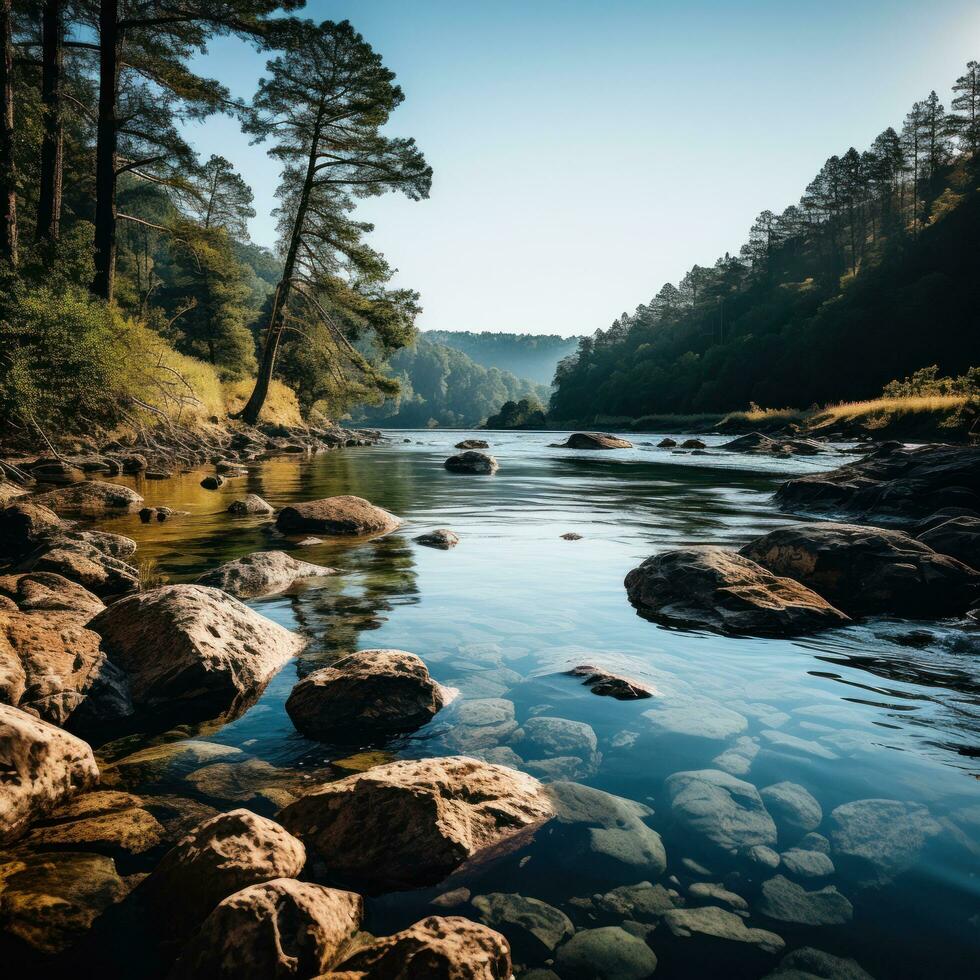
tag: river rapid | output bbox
[80,431,980,977]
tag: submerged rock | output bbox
[333,915,512,979]
[554,925,657,979]
[200,475,225,490]
[169,878,363,980]
[643,695,747,740]
[917,515,980,569]
[278,756,554,893]
[596,881,678,920]
[665,769,777,854]
[88,585,305,724]
[471,892,574,956]
[0,703,99,843]
[227,493,274,515]
[624,547,850,636]
[445,450,499,474]
[568,664,655,700]
[415,528,460,549]
[29,480,143,516]
[764,946,876,980]
[741,522,980,617]
[552,432,633,450]
[760,781,823,834]
[276,494,400,536]
[195,550,335,599]
[456,439,490,449]
[780,848,835,878]
[663,905,784,955]
[758,874,853,925]
[285,649,448,739]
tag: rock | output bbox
[596,881,678,920]
[543,781,667,879]
[657,438,677,448]
[0,607,131,727]
[555,926,657,979]
[746,845,781,869]
[415,528,460,549]
[663,906,784,955]
[216,461,248,475]
[740,522,980,617]
[0,500,66,558]
[552,432,633,450]
[828,798,941,884]
[169,878,363,980]
[443,698,519,752]
[118,453,148,473]
[775,443,980,523]
[799,832,831,854]
[195,551,336,599]
[201,475,225,490]
[721,433,826,457]
[29,459,86,484]
[296,537,324,547]
[624,547,850,636]
[760,782,823,834]
[514,715,598,763]
[131,809,306,944]
[917,515,980,569]
[0,850,132,954]
[20,540,139,597]
[643,695,747,740]
[0,703,99,844]
[760,729,837,760]
[50,528,138,559]
[680,438,706,449]
[88,585,305,724]
[456,439,489,449]
[758,875,853,926]
[688,881,747,912]
[333,915,512,979]
[285,649,447,739]
[780,848,835,878]
[29,480,143,516]
[712,736,759,776]
[445,450,499,474]
[560,532,583,540]
[567,664,655,700]
[104,740,244,787]
[665,769,777,854]
[227,494,274,515]
[0,571,104,616]
[0,479,28,506]
[276,495,400,536]
[431,886,471,908]
[471,892,573,956]
[140,506,182,523]
[764,946,876,980]
[25,790,165,857]
[278,756,554,893]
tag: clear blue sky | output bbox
[186,0,980,336]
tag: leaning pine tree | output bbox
[235,18,431,425]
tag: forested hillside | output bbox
[426,331,580,386]
[0,8,429,440]
[550,61,980,422]
[351,335,549,428]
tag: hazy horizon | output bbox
[187,0,980,337]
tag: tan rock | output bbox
[553,432,633,450]
[0,571,105,617]
[444,451,499,474]
[278,756,554,893]
[21,542,139,597]
[195,550,336,599]
[0,500,66,558]
[0,703,99,843]
[276,495,400,536]
[169,878,363,980]
[30,480,144,516]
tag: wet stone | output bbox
[471,892,574,955]
[554,925,658,980]
[758,874,853,926]
[780,848,835,879]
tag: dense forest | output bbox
[0,3,430,440]
[549,61,980,422]
[425,330,580,386]
[350,335,549,428]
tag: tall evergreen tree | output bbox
[952,61,980,157]
[0,0,17,264]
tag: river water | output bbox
[88,431,980,977]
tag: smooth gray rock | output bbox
[554,926,657,980]
[761,782,823,834]
[758,874,853,926]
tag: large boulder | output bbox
[624,547,850,636]
[455,439,489,449]
[444,450,499,474]
[554,926,657,979]
[276,495,400,536]
[278,756,555,893]
[88,585,306,724]
[759,782,822,835]
[0,571,104,616]
[740,522,980,617]
[29,480,144,516]
[130,809,306,946]
[0,702,99,843]
[471,892,573,958]
[169,878,363,980]
[195,551,336,599]
[285,649,448,739]
[917,515,980,569]
[552,432,633,450]
[775,443,980,523]
[331,915,512,979]
[763,946,875,980]
[20,540,139,597]
[662,905,784,956]
[757,875,853,926]
[0,500,66,558]
[665,769,777,855]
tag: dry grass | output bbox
[222,379,303,426]
[810,394,970,429]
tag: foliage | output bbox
[425,331,582,386]
[881,365,980,398]
[485,397,548,429]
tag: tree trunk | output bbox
[36,0,64,244]
[91,0,120,300]
[0,0,18,266]
[236,109,324,425]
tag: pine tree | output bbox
[0,0,17,264]
[951,61,980,157]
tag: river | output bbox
[85,430,980,977]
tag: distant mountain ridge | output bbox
[425,330,582,386]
